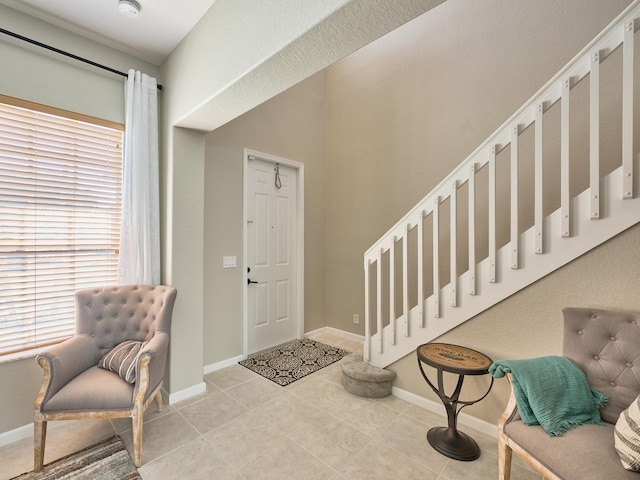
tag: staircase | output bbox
[363,1,640,369]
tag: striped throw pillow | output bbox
[98,340,148,383]
[614,394,640,471]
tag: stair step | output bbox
[341,354,396,398]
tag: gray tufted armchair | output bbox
[497,307,640,479]
[33,285,177,470]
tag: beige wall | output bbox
[325,0,633,336]
[203,71,327,366]
[199,0,637,427]
[0,5,160,434]
[323,0,635,424]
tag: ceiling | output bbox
[0,0,216,66]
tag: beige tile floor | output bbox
[1,332,542,480]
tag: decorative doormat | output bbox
[239,338,350,386]
[11,436,140,480]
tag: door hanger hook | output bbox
[274,163,282,189]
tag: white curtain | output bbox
[118,69,160,285]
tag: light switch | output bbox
[223,256,237,268]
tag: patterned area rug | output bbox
[239,338,350,386]
[11,436,140,480]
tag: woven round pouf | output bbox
[341,356,396,398]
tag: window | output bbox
[0,95,123,355]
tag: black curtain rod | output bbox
[0,27,163,91]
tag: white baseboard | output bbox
[0,416,75,447]
[0,422,32,447]
[305,326,365,343]
[392,386,498,439]
[203,354,244,375]
[168,381,207,405]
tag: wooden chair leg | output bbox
[34,417,47,472]
[132,412,144,467]
[498,433,512,480]
[155,390,163,412]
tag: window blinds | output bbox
[0,99,123,355]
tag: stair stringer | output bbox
[368,164,640,369]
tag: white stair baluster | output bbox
[402,225,409,337]
[376,249,383,353]
[450,181,458,307]
[489,146,497,282]
[389,237,396,345]
[433,198,440,318]
[623,21,634,199]
[590,51,600,219]
[364,258,371,362]
[510,125,520,269]
[561,78,571,237]
[468,163,476,295]
[535,103,544,254]
[417,212,425,327]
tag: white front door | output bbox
[246,155,299,354]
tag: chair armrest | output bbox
[498,373,521,431]
[133,332,169,401]
[35,335,101,409]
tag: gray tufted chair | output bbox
[497,307,640,479]
[33,285,177,471]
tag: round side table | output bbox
[416,343,493,461]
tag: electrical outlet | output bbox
[353,314,359,324]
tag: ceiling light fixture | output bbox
[118,0,141,17]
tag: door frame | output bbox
[242,148,304,358]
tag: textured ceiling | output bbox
[0,0,216,65]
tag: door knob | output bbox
[247,267,258,285]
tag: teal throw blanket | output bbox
[490,356,608,436]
